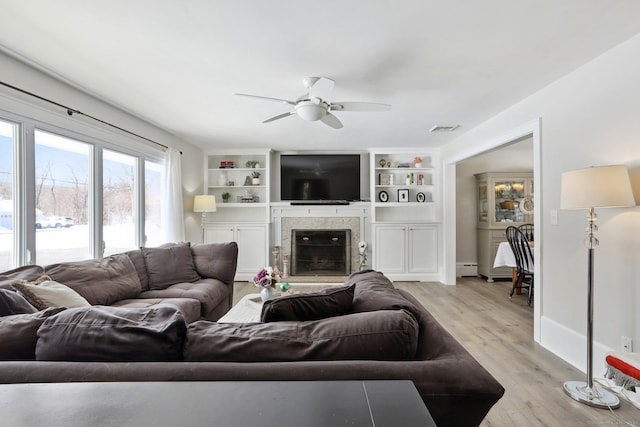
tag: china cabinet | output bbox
[475,171,533,281]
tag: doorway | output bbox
[442,118,541,342]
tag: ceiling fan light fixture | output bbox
[295,100,329,121]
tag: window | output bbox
[34,130,91,265]
[103,149,137,256]
[0,108,166,270]
[0,120,17,270]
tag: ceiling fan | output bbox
[235,77,391,129]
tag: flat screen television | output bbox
[280,154,361,201]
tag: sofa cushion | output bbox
[0,307,66,360]
[0,265,45,290]
[45,254,141,305]
[111,297,201,324]
[138,278,229,317]
[124,249,150,291]
[261,284,355,322]
[12,277,91,310]
[141,243,200,290]
[36,305,187,361]
[190,242,238,284]
[346,270,423,322]
[0,289,37,316]
[184,309,418,362]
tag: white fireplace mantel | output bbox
[271,203,371,274]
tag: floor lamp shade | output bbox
[560,165,635,209]
[193,195,216,243]
[560,165,635,409]
[193,195,217,213]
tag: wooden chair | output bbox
[518,223,534,242]
[506,226,534,305]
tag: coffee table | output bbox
[218,293,263,323]
[0,380,436,426]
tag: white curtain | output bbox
[162,148,185,243]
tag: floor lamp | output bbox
[193,195,217,243]
[560,165,635,409]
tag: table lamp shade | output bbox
[560,165,635,210]
[193,195,217,213]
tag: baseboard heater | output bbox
[456,262,478,277]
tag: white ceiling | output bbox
[1,1,640,152]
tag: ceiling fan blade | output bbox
[235,93,296,106]
[320,112,343,129]
[308,77,334,99]
[263,111,296,123]
[330,102,391,112]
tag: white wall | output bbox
[0,51,204,244]
[443,34,640,373]
[456,139,533,264]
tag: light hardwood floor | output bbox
[233,278,640,426]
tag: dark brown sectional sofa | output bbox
[0,249,504,426]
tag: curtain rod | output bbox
[0,80,174,152]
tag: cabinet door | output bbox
[408,225,438,273]
[204,226,235,243]
[235,225,268,276]
[373,225,406,274]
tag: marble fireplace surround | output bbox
[271,204,370,275]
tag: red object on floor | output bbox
[606,354,640,381]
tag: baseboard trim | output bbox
[540,316,613,378]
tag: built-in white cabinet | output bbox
[475,171,533,282]
[205,150,271,223]
[370,152,438,223]
[373,224,438,280]
[203,150,271,280]
[369,150,441,281]
[204,224,268,280]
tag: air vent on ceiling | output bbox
[429,125,460,132]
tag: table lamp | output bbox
[560,165,635,409]
[193,195,217,243]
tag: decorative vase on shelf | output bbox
[218,172,228,187]
[260,287,277,302]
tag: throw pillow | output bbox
[0,289,38,316]
[260,284,355,322]
[184,309,419,362]
[36,305,187,361]
[346,270,423,323]
[12,276,91,310]
[141,242,201,290]
[0,307,66,360]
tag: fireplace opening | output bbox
[291,229,351,276]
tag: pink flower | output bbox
[252,267,282,289]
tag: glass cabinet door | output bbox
[493,179,526,223]
[478,180,488,223]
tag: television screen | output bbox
[280,154,360,201]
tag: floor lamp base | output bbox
[563,381,620,409]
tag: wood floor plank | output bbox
[234,278,640,426]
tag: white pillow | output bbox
[12,279,90,311]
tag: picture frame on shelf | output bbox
[398,189,409,203]
[379,173,392,185]
[416,192,426,203]
[378,191,389,202]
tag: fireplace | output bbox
[291,229,351,276]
